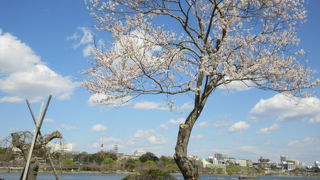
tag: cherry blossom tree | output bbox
[83,0,319,179]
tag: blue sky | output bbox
[0,0,319,166]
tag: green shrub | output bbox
[122,169,177,180]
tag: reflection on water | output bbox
[0,173,319,180]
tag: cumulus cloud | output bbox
[133,101,192,112]
[191,135,204,139]
[44,118,55,123]
[250,94,320,123]
[67,27,94,57]
[88,93,131,107]
[68,27,94,48]
[159,124,168,130]
[159,117,186,130]
[82,44,94,57]
[60,124,78,130]
[101,137,121,143]
[91,124,108,131]
[147,135,167,144]
[218,79,254,92]
[213,120,233,128]
[228,121,250,132]
[134,101,168,110]
[168,118,185,124]
[257,124,279,134]
[178,102,193,112]
[0,30,78,103]
[0,33,40,73]
[133,129,154,138]
[288,137,320,147]
[236,145,265,155]
[129,129,167,147]
[197,121,210,128]
[91,137,125,150]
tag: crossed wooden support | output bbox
[22,95,60,180]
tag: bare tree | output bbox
[10,131,62,180]
[83,0,319,179]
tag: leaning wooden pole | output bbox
[26,98,60,180]
[22,95,52,180]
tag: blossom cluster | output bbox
[83,0,318,104]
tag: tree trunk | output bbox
[20,159,39,180]
[174,108,202,180]
[173,79,214,179]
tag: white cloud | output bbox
[101,137,121,143]
[213,120,233,128]
[0,31,40,74]
[133,101,192,112]
[69,27,94,48]
[264,139,272,145]
[159,117,186,130]
[44,118,55,123]
[257,124,279,134]
[60,124,78,130]
[177,102,193,112]
[68,27,95,58]
[0,96,24,103]
[78,27,94,45]
[288,137,320,147]
[197,121,209,128]
[168,118,185,124]
[91,124,108,132]
[0,65,78,101]
[160,124,168,130]
[82,44,94,57]
[236,146,265,155]
[88,93,131,107]
[0,30,78,103]
[218,80,253,92]
[133,129,154,138]
[133,101,168,110]
[250,94,320,123]
[66,32,80,41]
[191,135,204,139]
[228,121,250,132]
[147,135,166,144]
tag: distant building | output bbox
[259,156,270,163]
[315,161,320,168]
[225,158,250,167]
[282,160,296,171]
[202,159,213,168]
[133,150,144,157]
[114,144,118,153]
[257,156,271,170]
[117,153,133,160]
[203,153,251,168]
[205,156,225,168]
[280,155,290,162]
[47,142,73,152]
[214,153,227,160]
[279,155,304,171]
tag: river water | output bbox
[0,173,319,180]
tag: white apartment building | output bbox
[203,153,251,168]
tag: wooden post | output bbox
[26,98,60,180]
[22,95,52,180]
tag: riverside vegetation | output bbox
[2,149,319,177]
